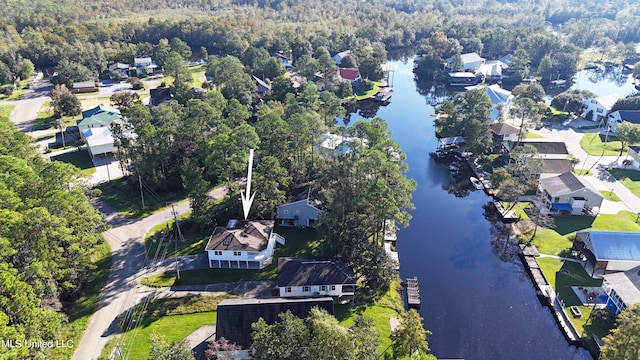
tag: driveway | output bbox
[72,186,229,360]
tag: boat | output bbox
[375,87,393,102]
[550,79,566,87]
[470,176,484,190]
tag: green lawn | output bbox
[95,176,189,218]
[530,210,640,255]
[50,241,112,359]
[579,133,628,156]
[354,81,382,100]
[50,149,96,176]
[599,190,621,202]
[337,280,405,357]
[523,131,543,139]
[574,169,593,176]
[189,64,206,88]
[142,227,324,287]
[0,105,14,118]
[608,168,640,198]
[33,102,78,130]
[145,217,210,258]
[537,258,610,339]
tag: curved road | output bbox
[73,187,227,360]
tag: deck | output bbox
[406,277,421,309]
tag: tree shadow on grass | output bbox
[553,216,595,235]
[51,149,94,170]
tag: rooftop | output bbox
[539,172,602,196]
[205,220,274,252]
[611,110,640,125]
[603,265,640,307]
[277,257,356,287]
[541,159,574,175]
[284,185,323,208]
[513,141,568,155]
[338,68,360,81]
[593,94,621,110]
[490,123,519,136]
[578,231,640,261]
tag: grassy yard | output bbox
[574,169,593,176]
[50,150,97,176]
[33,102,78,130]
[142,227,324,287]
[0,105,14,118]
[145,217,210,258]
[50,241,112,359]
[354,81,382,101]
[336,280,405,356]
[189,64,206,88]
[579,133,628,156]
[95,176,189,218]
[608,168,640,198]
[530,210,640,255]
[537,258,610,340]
[599,189,621,202]
[523,131,543,139]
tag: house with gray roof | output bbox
[446,52,485,72]
[277,185,322,228]
[607,110,640,132]
[537,172,603,215]
[575,231,640,277]
[216,297,334,349]
[205,220,285,269]
[467,84,513,122]
[278,257,356,303]
[510,141,569,157]
[601,265,640,314]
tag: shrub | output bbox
[0,84,14,96]
[127,77,144,90]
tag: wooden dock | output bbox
[406,277,421,309]
[519,248,581,345]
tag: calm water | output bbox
[346,59,592,360]
[569,67,637,98]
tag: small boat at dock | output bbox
[375,87,393,102]
[470,176,484,190]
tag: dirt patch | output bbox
[512,219,534,236]
[79,96,112,110]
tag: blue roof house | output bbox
[277,185,322,228]
[575,231,640,277]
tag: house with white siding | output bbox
[537,172,603,215]
[205,220,285,269]
[278,257,356,303]
[582,93,621,124]
[601,265,640,314]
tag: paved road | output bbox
[0,75,51,132]
[72,186,228,360]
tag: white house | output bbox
[466,84,513,122]
[476,60,507,83]
[314,132,365,157]
[446,52,486,72]
[278,257,356,303]
[84,127,117,163]
[490,123,519,150]
[134,57,160,77]
[205,220,285,270]
[582,94,621,124]
[607,110,640,132]
[77,105,122,134]
[601,265,640,314]
[332,50,351,66]
[76,105,123,163]
[575,231,640,277]
[537,172,603,215]
[277,185,322,228]
[626,146,640,169]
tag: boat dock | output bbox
[519,245,581,345]
[383,220,400,269]
[406,277,421,309]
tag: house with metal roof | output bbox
[332,50,351,66]
[537,172,603,215]
[601,265,640,314]
[204,220,285,269]
[467,84,513,122]
[277,185,323,228]
[446,52,486,72]
[338,68,361,83]
[278,257,356,303]
[575,231,640,277]
[216,297,334,349]
[607,110,640,132]
[76,105,123,163]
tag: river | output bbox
[345,59,592,360]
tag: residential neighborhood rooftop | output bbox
[578,231,640,261]
[285,185,323,207]
[602,266,640,307]
[539,172,600,196]
[513,141,569,154]
[277,257,355,288]
[205,220,274,252]
[490,123,519,136]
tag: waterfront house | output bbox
[537,172,603,215]
[601,265,640,314]
[575,231,640,277]
[467,84,513,122]
[446,52,485,72]
[314,132,364,157]
[607,110,640,132]
[540,159,574,179]
[509,141,569,158]
[277,185,322,228]
[278,257,356,303]
[448,72,479,86]
[204,219,285,269]
[490,123,519,151]
[582,94,621,124]
[216,297,334,349]
[476,60,507,83]
[338,68,361,83]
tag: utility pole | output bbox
[171,203,183,280]
[138,175,145,209]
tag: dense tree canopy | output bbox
[601,304,640,360]
[0,115,106,359]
